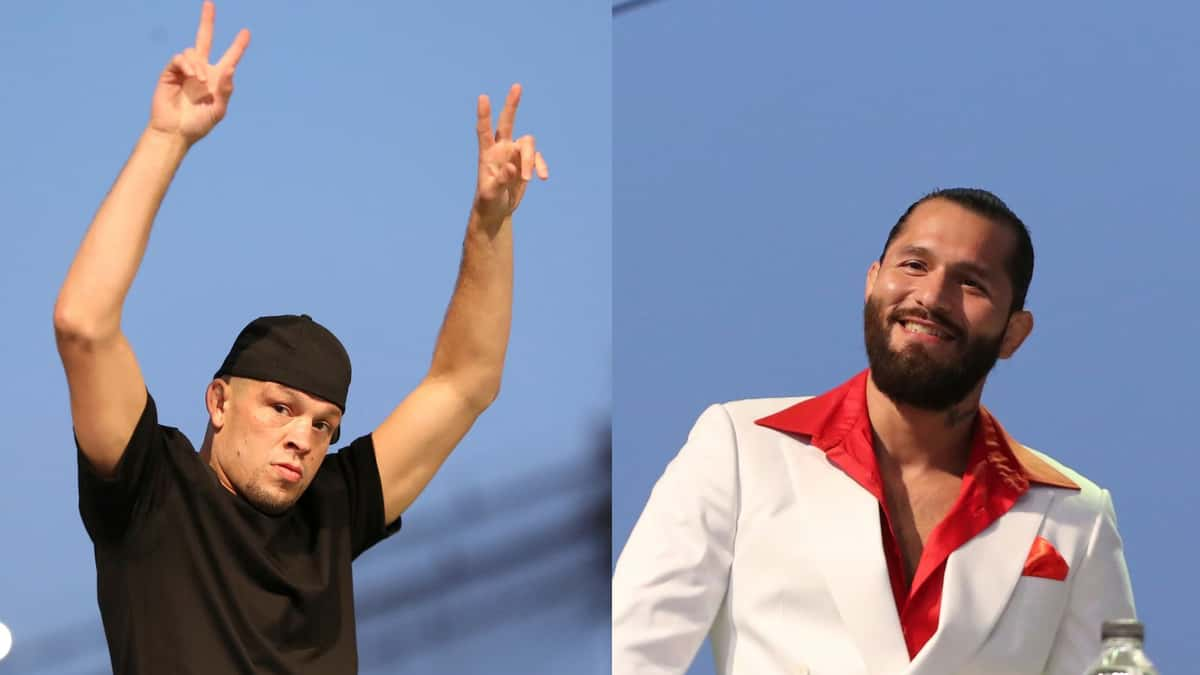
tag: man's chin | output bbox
[887,344,958,371]
[241,483,300,516]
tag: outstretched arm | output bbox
[372,84,549,524]
[55,1,249,477]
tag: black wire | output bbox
[613,0,669,17]
[356,498,607,621]
[358,551,609,672]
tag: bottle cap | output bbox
[1101,619,1144,641]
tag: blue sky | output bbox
[6,2,1199,673]
[615,2,1198,673]
[0,2,609,673]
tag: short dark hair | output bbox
[879,187,1034,312]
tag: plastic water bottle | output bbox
[1084,619,1158,674]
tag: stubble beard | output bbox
[240,472,301,516]
[214,422,304,516]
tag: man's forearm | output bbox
[55,129,190,339]
[426,208,514,411]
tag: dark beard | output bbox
[863,296,1005,411]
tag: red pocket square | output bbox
[1022,536,1069,581]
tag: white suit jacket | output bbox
[612,398,1136,675]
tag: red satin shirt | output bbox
[755,370,1074,659]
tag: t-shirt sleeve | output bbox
[77,391,168,543]
[328,433,402,558]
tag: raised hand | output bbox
[148,1,250,144]
[474,84,549,224]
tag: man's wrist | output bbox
[140,126,194,158]
[469,203,511,234]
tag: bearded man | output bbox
[612,188,1136,675]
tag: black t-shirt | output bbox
[77,392,401,674]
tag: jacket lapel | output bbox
[907,488,1054,675]
[783,438,911,675]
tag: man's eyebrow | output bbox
[953,260,996,280]
[266,385,340,417]
[896,244,997,279]
[260,386,304,406]
[896,244,933,259]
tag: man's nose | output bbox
[284,418,317,455]
[912,268,956,313]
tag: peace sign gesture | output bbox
[149,1,250,144]
[474,84,549,224]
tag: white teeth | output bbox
[903,321,947,338]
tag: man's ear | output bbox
[999,310,1034,359]
[865,260,881,301]
[206,378,232,430]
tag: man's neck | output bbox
[864,374,982,476]
[197,433,238,496]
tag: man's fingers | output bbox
[495,83,521,142]
[476,95,493,150]
[517,135,536,181]
[183,48,207,82]
[217,69,236,97]
[169,53,186,78]
[216,28,251,72]
[169,53,194,79]
[534,152,549,180]
[480,160,519,193]
[195,0,215,60]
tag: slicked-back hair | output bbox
[879,187,1035,313]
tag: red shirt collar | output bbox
[755,369,1078,491]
